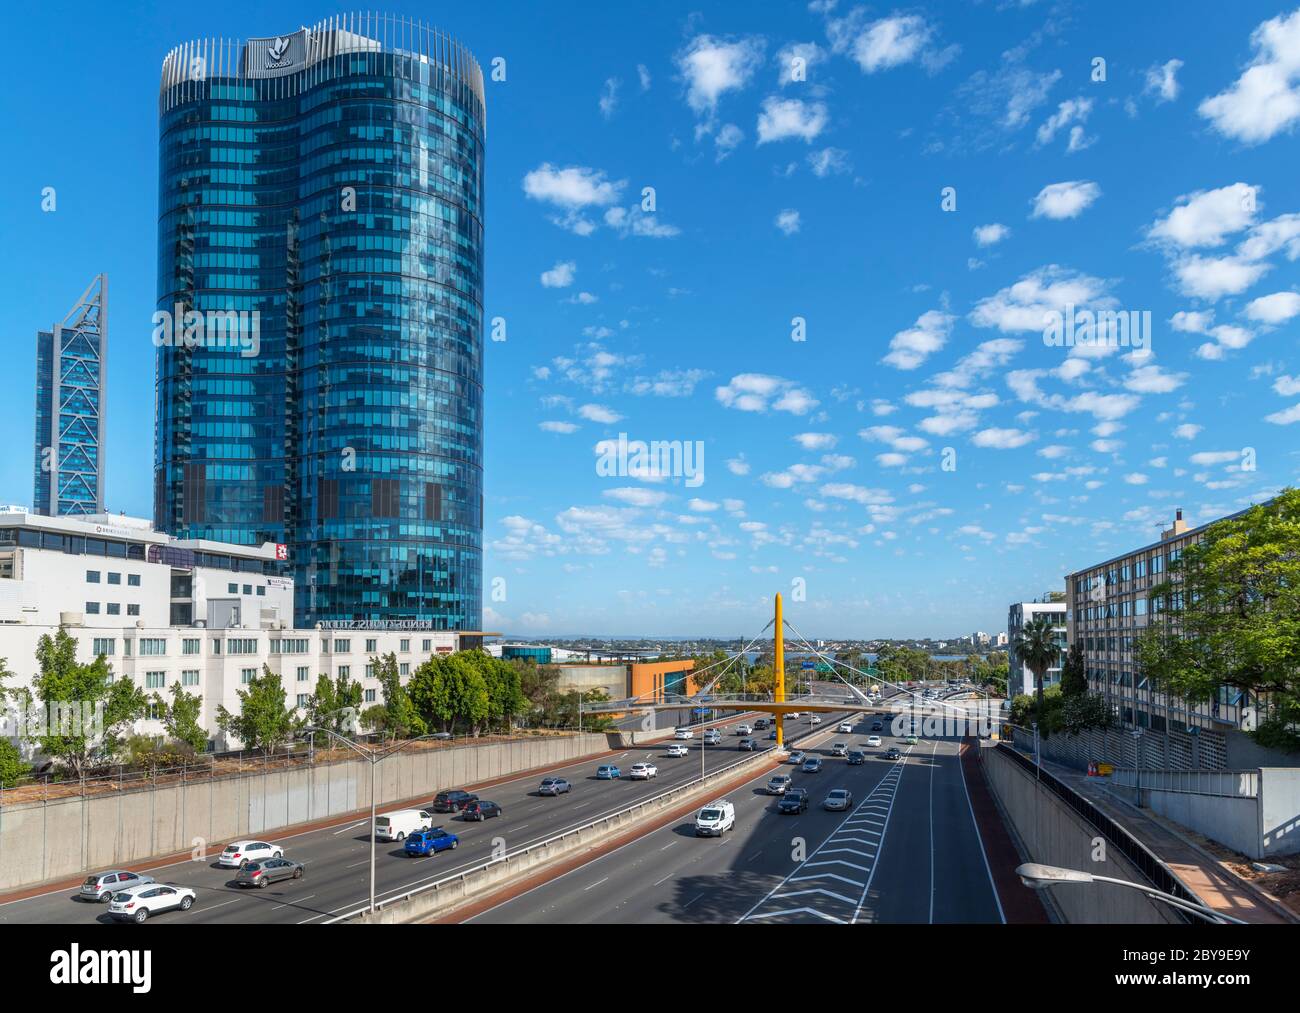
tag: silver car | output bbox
[234,856,306,888]
[80,870,154,903]
[824,788,854,811]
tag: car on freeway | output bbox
[735,723,754,735]
[838,722,854,733]
[629,762,659,779]
[871,720,884,732]
[830,742,848,756]
[431,790,478,813]
[846,750,866,765]
[403,827,459,858]
[866,735,883,747]
[753,718,769,730]
[738,737,758,751]
[886,747,903,760]
[107,884,196,923]
[218,840,283,868]
[461,800,503,821]
[767,774,793,795]
[802,757,823,773]
[694,799,736,837]
[906,735,920,745]
[538,777,573,795]
[674,727,695,740]
[596,764,621,779]
[703,729,721,745]
[788,750,806,765]
[234,856,305,888]
[787,712,800,720]
[665,744,689,758]
[809,715,821,725]
[374,809,434,842]
[80,871,154,903]
[823,788,854,812]
[777,788,810,814]
[768,729,778,740]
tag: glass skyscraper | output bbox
[34,274,108,517]
[154,15,485,630]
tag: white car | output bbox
[703,729,721,744]
[218,840,283,868]
[108,883,197,923]
[674,728,695,740]
[695,799,736,837]
[735,724,754,735]
[787,712,800,720]
[666,743,689,757]
[809,715,821,725]
[867,735,883,747]
[629,762,658,780]
[838,722,854,733]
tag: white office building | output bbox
[1005,601,1067,699]
[0,512,464,750]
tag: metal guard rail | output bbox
[994,742,1200,921]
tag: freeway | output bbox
[0,710,851,926]
[465,714,1003,924]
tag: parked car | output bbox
[846,750,866,765]
[403,827,459,858]
[538,777,572,795]
[866,735,883,747]
[431,790,478,813]
[886,746,902,760]
[823,788,853,812]
[218,840,283,867]
[461,800,503,821]
[628,762,658,780]
[738,737,758,751]
[596,764,621,779]
[373,810,433,843]
[694,799,736,837]
[674,728,695,740]
[802,757,823,773]
[777,788,809,814]
[788,750,806,765]
[767,774,793,795]
[666,744,689,757]
[830,742,848,756]
[234,856,305,888]
[80,871,153,903]
[107,884,196,923]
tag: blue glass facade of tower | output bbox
[154,16,484,629]
[34,274,108,516]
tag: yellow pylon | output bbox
[775,592,785,749]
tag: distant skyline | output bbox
[3,1,1298,638]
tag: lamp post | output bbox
[1015,862,1247,924]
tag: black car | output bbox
[777,788,809,814]
[431,790,478,813]
[886,747,902,760]
[871,720,884,731]
[461,800,503,822]
[846,750,866,765]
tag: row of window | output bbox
[226,582,268,596]
[89,634,436,661]
[1074,549,1184,594]
[86,570,143,586]
[85,602,141,617]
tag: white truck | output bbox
[374,808,434,842]
[694,799,736,837]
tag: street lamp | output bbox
[1015,862,1246,924]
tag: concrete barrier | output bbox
[0,733,611,892]
[980,744,1182,924]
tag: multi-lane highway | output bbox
[0,711,845,925]
[466,712,1003,924]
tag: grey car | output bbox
[80,870,154,903]
[234,856,305,889]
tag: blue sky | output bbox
[3,1,1299,639]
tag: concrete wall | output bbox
[0,733,609,892]
[980,745,1181,924]
[1260,768,1300,857]
[1140,789,1262,858]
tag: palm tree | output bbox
[1014,615,1061,766]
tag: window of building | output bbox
[297,666,310,682]
[423,639,432,652]
[123,638,132,656]
[227,638,258,654]
[400,663,410,676]
[181,670,199,687]
[145,672,166,690]
[146,701,162,721]
[126,603,140,616]
[365,663,375,678]
[241,668,257,684]
[92,638,115,657]
[297,694,310,709]
[366,639,377,653]
[107,572,121,585]
[140,638,167,656]
[242,585,252,595]
[338,665,350,679]
[1135,558,1147,578]
[85,601,100,614]
[228,583,238,594]
[211,639,221,655]
[86,570,101,583]
[364,689,376,703]
[182,638,200,655]
[333,639,350,653]
[255,586,265,596]
[400,639,410,652]
[128,574,141,587]
[106,602,121,616]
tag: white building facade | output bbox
[1005,601,1067,699]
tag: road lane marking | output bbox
[584,877,609,891]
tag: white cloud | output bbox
[1265,402,1300,424]
[775,209,802,235]
[1148,183,1258,248]
[1144,59,1184,102]
[757,96,830,143]
[1199,9,1300,144]
[882,310,955,370]
[540,260,576,288]
[715,373,819,415]
[539,421,578,434]
[970,265,1113,334]
[1172,254,1270,300]
[578,403,623,424]
[726,456,751,476]
[807,147,851,177]
[1273,375,1300,396]
[973,223,1010,247]
[794,432,838,450]
[828,12,950,74]
[972,428,1035,449]
[603,487,668,507]
[1124,365,1187,394]
[777,42,826,84]
[714,123,744,161]
[1173,423,1202,439]
[599,77,620,119]
[1036,97,1094,151]
[677,35,766,117]
[1031,181,1102,220]
[1124,473,1150,485]
[638,64,652,91]
[1245,290,1300,323]
[687,498,720,512]
[523,164,624,209]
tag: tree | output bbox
[365,653,425,740]
[0,738,23,788]
[153,682,208,753]
[30,627,148,776]
[216,665,294,754]
[1137,489,1300,751]
[307,669,365,736]
[1014,615,1061,727]
[409,654,490,735]
[1060,642,1088,698]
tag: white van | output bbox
[695,799,736,837]
[374,809,434,842]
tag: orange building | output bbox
[629,659,697,702]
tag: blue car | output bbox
[596,765,621,779]
[403,827,459,857]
